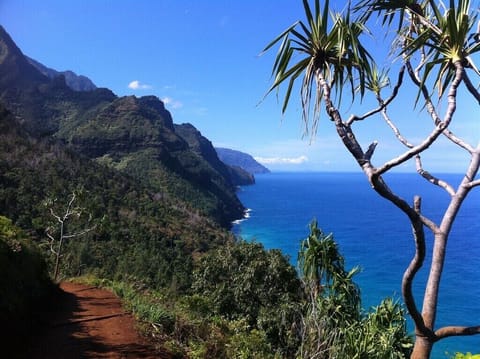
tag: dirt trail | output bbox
[24,282,167,358]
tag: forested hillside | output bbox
[0,104,232,288]
[0,25,243,227]
[0,23,250,290]
[0,26,306,357]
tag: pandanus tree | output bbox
[298,220,412,358]
[264,0,480,357]
[297,220,361,357]
[298,220,360,308]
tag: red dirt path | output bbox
[24,282,168,358]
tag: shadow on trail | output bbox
[4,283,162,359]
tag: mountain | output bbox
[0,23,246,288]
[0,25,48,90]
[0,25,244,227]
[26,56,97,91]
[175,124,255,186]
[0,25,305,357]
[225,165,255,186]
[0,103,231,289]
[216,147,270,174]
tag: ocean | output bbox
[232,172,480,358]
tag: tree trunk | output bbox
[53,237,63,282]
[53,222,64,282]
[411,336,433,359]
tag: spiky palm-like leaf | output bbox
[356,0,480,98]
[355,0,424,29]
[365,64,391,95]
[263,0,373,135]
[298,220,360,305]
[408,0,480,97]
[298,220,343,284]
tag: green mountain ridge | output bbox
[0,100,232,287]
[26,56,97,92]
[0,23,253,290]
[175,123,255,186]
[0,25,244,227]
[215,147,270,174]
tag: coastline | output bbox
[231,208,251,226]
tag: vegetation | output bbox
[0,103,413,357]
[0,25,245,227]
[0,215,51,320]
[0,104,231,289]
[66,96,245,227]
[264,0,480,357]
[76,240,302,358]
[0,215,52,351]
[453,354,480,359]
[192,240,303,356]
[73,221,412,359]
[44,191,95,281]
[0,88,413,357]
[297,221,412,358]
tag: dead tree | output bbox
[45,192,94,282]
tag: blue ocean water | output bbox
[233,172,480,358]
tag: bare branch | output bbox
[364,141,378,161]
[49,208,62,223]
[463,71,480,103]
[45,228,55,242]
[50,246,58,256]
[64,192,77,220]
[405,61,443,126]
[376,121,447,174]
[380,102,414,148]
[409,9,443,36]
[435,325,480,340]
[377,62,464,175]
[63,225,96,239]
[468,179,480,188]
[49,240,58,256]
[402,196,432,338]
[441,127,475,153]
[415,156,456,196]
[45,228,58,255]
[44,191,95,282]
[318,74,367,165]
[407,60,474,153]
[346,66,406,126]
[367,173,438,233]
[413,47,429,84]
[463,148,480,189]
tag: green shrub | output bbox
[0,215,53,356]
[192,240,303,356]
[452,353,480,359]
[297,220,412,359]
[0,216,52,321]
[107,280,175,333]
[226,319,279,359]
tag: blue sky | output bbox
[1,0,478,172]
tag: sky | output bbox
[0,0,478,172]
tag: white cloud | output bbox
[161,97,183,110]
[128,80,152,90]
[254,155,309,165]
